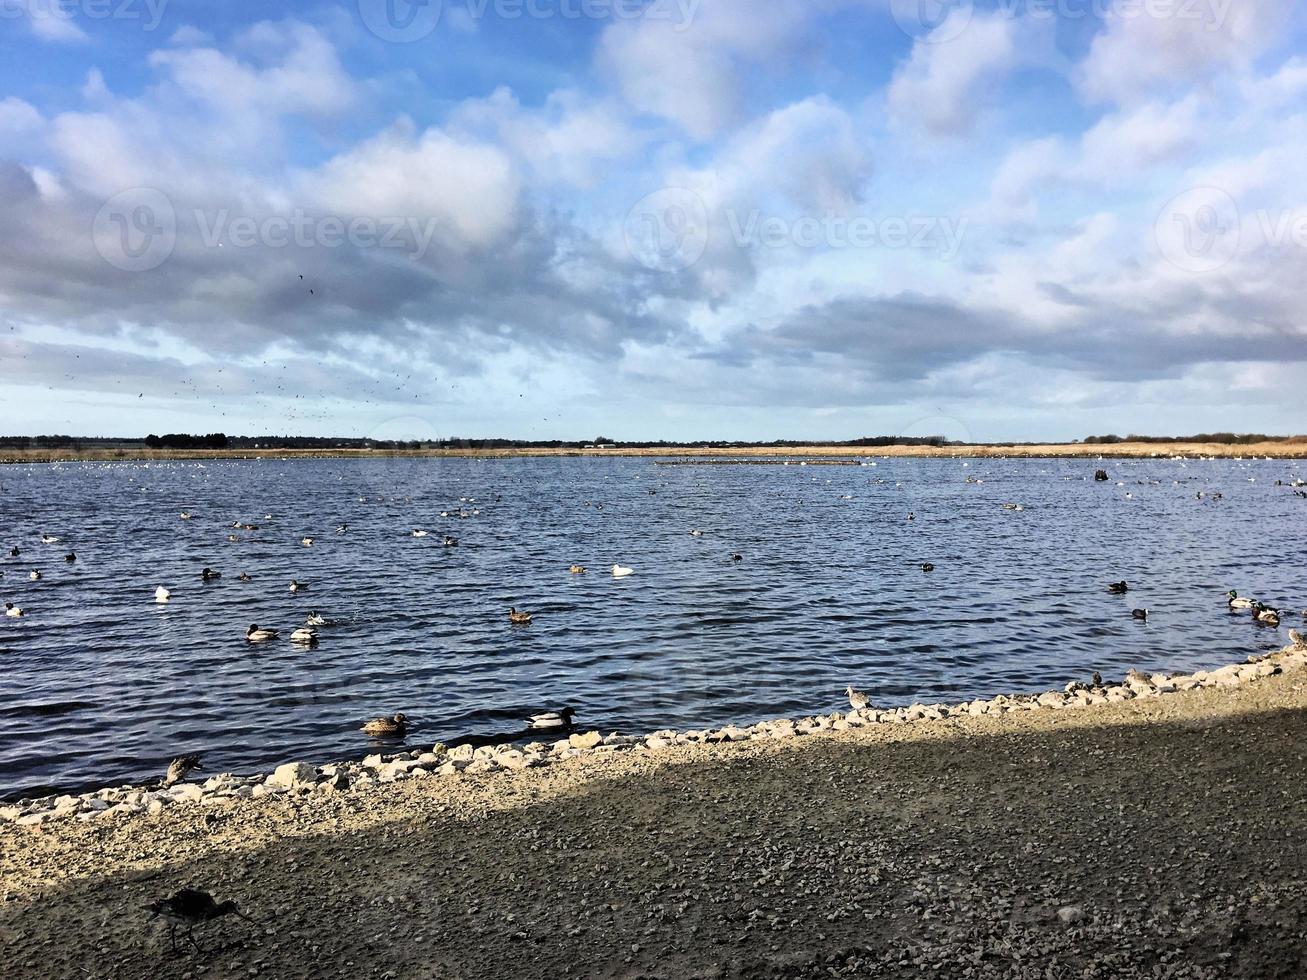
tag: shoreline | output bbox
[3,641,1305,979]
[5,640,1303,827]
[2,439,1307,464]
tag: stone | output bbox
[362,754,385,768]
[1057,906,1084,924]
[645,737,671,750]
[266,762,317,790]
[16,811,52,826]
[448,744,475,763]
[496,751,531,771]
[569,731,603,750]
[169,783,203,802]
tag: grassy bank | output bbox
[3,439,1306,465]
[3,650,1304,979]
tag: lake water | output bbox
[1,455,1303,801]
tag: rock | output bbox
[266,762,317,790]
[0,805,22,822]
[645,736,671,750]
[16,811,52,826]
[169,783,204,802]
[496,751,532,771]
[362,754,385,768]
[1057,905,1084,924]
[569,731,603,750]
[448,744,475,763]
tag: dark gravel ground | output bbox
[2,660,1305,979]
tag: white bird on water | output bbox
[40,534,60,544]
[29,570,41,581]
[612,564,634,578]
[526,708,576,730]
[290,579,307,593]
[246,625,279,642]
[290,627,318,644]
[154,586,171,602]
[300,537,314,547]
[5,602,23,617]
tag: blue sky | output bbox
[1,0,1306,441]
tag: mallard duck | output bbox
[246,624,279,642]
[1253,603,1280,627]
[1107,581,1129,594]
[39,534,59,544]
[845,686,869,711]
[526,707,577,729]
[509,607,533,625]
[200,568,221,581]
[568,565,586,574]
[164,753,202,786]
[154,586,171,602]
[1091,671,1103,688]
[921,563,935,572]
[1227,590,1254,610]
[289,579,306,593]
[290,627,318,644]
[1131,608,1148,620]
[361,713,407,737]
[612,564,634,578]
[4,602,23,617]
[28,570,40,581]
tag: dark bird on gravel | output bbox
[1131,608,1148,621]
[164,754,202,786]
[361,713,407,737]
[1107,581,1128,594]
[144,888,253,953]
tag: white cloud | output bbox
[17,0,88,42]
[0,97,42,134]
[886,11,1020,136]
[1079,95,1204,175]
[1077,0,1290,105]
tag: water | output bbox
[0,455,1303,801]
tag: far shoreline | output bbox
[3,439,1307,465]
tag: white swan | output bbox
[612,564,634,578]
[154,586,171,602]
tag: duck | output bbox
[300,537,314,547]
[164,753,202,787]
[612,564,634,578]
[28,570,40,581]
[845,686,870,711]
[412,530,429,538]
[1226,590,1254,610]
[290,627,318,644]
[154,586,171,602]
[921,563,935,573]
[40,534,59,544]
[525,708,577,730]
[569,565,586,574]
[361,713,407,737]
[305,611,337,627]
[509,607,533,625]
[4,602,23,617]
[1253,603,1281,627]
[335,524,349,534]
[906,513,915,522]
[179,512,192,520]
[731,553,743,562]
[200,568,221,582]
[1131,608,1148,621]
[245,624,279,642]
[289,579,307,593]
[1107,581,1129,594]
[689,529,704,537]
[237,572,252,582]
[64,552,76,563]
[443,536,459,547]
[8,546,17,557]
[1289,629,1306,649]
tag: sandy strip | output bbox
[2,650,1305,979]
[2,440,1306,464]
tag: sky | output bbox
[1,0,1305,442]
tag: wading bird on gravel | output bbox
[144,888,254,953]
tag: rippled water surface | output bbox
[1,455,1304,800]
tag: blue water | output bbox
[0,455,1303,800]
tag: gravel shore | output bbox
[3,652,1305,979]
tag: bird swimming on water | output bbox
[612,564,634,578]
[361,713,407,737]
[144,888,253,953]
[1107,581,1129,594]
[237,572,252,582]
[526,707,577,730]
[246,624,279,642]
[40,534,60,544]
[509,607,533,625]
[154,586,171,602]
[164,754,202,786]
[289,579,306,593]
[568,565,586,574]
[28,570,40,581]
[200,568,221,581]
[4,602,23,617]
[1253,603,1281,627]
[845,686,870,711]
[64,552,76,563]
[8,546,17,557]
[1132,608,1149,620]
[921,562,935,572]
[290,627,318,644]
[1227,590,1254,610]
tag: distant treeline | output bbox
[145,433,230,448]
[1083,433,1306,445]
